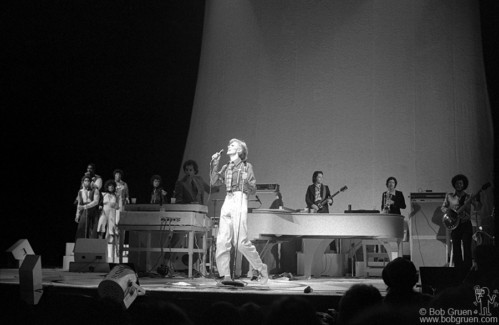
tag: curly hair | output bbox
[104,179,117,192]
[451,174,469,191]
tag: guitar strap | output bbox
[458,193,467,206]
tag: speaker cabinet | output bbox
[19,255,43,305]
[409,193,449,270]
[69,239,109,272]
[73,238,108,263]
[6,239,34,267]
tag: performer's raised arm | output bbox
[210,150,226,187]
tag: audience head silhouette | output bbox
[382,257,418,291]
[202,301,242,325]
[382,257,432,308]
[264,296,321,325]
[337,284,382,325]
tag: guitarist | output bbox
[441,174,482,274]
[305,171,333,213]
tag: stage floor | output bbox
[0,267,387,322]
[0,268,386,297]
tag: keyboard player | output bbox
[174,159,218,204]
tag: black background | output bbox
[2,0,497,267]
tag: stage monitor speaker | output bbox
[6,239,34,267]
[19,255,43,305]
[409,193,449,270]
[74,238,108,263]
[98,264,145,309]
[419,266,460,295]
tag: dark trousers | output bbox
[451,220,473,272]
[75,208,99,240]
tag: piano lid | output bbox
[125,203,208,214]
[252,208,290,214]
[344,209,380,214]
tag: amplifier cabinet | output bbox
[409,193,450,270]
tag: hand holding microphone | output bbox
[211,149,224,162]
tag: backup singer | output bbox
[113,169,129,211]
[305,171,333,213]
[381,177,406,215]
[150,175,167,204]
[86,163,102,190]
[75,174,100,239]
[441,174,482,273]
[210,139,268,284]
[74,163,102,205]
[97,180,119,242]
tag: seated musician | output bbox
[305,171,333,213]
[269,191,283,209]
[174,159,218,204]
[380,176,406,214]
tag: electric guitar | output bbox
[442,182,491,230]
[311,185,348,213]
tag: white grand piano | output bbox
[247,209,404,278]
[118,204,211,278]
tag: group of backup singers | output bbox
[73,162,215,243]
[74,140,482,283]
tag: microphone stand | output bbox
[222,163,250,287]
[222,191,245,287]
[209,200,224,278]
[248,198,262,209]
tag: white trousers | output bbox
[216,192,264,277]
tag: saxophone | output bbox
[383,191,392,214]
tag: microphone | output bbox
[211,149,224,161]
[256,195,262,205]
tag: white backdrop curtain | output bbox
[181,0,494,226]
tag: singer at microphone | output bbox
[209,139,268,285]
[211,149,224,161]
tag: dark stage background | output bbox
[2,0,498,268]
